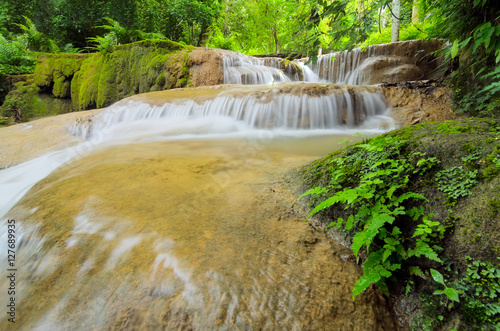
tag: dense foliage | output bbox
[1,1,497,115]
[301,119,500,328]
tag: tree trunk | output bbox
[412,1,419,24]
[273,25,280,54]
[198,25,209,47]
[224,0,229,35]
[391,0,400,43]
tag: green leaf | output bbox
[396,192,427,204]
[382,248,392,262]
[326,219,339,229]
[352,272,377,300]
[430,268,445,285]
[409,266,424,277]
[391,226,402,236]
[365,213,395,245]
[451,40,459,59]
[408,242,442,262]
[345,214,354,230]
[339,188,359,204]
[307,194,342,217]
[299,186,328,199]
[353,264,390,300]
[352,231,368,256]
[444,288,461,302]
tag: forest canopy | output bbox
[0,0,499,116]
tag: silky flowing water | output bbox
[1,81,398,329]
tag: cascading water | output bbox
[222,50,292,84]
[0,46,401,329]
[222,39,445,85]
[72,84,393,143]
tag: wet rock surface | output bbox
[1,138,398,330]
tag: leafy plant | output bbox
[16,16,58,53]
[456,257,500,327]
[435,166,479,200]
[430,268,462,309]
[87,33,118,53]
[418,257,500,329]
[301,136,445,300]
[87,18,168,53]
[0,33,35,75]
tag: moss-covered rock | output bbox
[2,41,226,124]
[34,53,89,98]
[34,39,195,111]
[1,76,74,123]
[299,118,500,330]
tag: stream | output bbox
[0,51,401,330]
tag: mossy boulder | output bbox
[299,118,500,330]
[34,53,90,98]
[33,39,194,111]
[2,41,225,123]
[0,76,73,122]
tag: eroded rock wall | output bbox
[382,83,461,127]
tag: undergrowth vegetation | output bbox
[300,119,500,329]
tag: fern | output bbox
[302,136,445,300]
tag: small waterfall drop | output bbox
[70,84,393,143]
[222,50,292,84]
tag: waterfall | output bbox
[0,42,407,331]
[222,50,292,84]
[222,39,445,85]
[71,84,393,142]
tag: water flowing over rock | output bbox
[71,84,393,141]
[221,39,446,85]
[221,50,292,84]
[306,40,445,84]
[0,39,456,331]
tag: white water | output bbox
[221,42,421,85]
[72,86,392,141]
[0,83,394,224]
[221,48,370,85]
[223,50,292,84]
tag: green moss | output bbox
[461,142,476,153]
[34,53,89,97]
[0,77,72,122]
[31,39,194,112]
[66,40,193,110]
